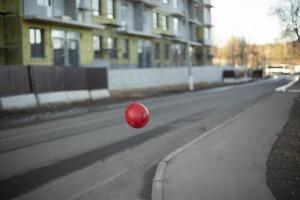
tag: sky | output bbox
[211,0,283,46]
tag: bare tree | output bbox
[273,0,300,43]
[239,38,247,67]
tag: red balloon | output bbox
[125,102,150,129]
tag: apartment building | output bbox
[0,0,213,68]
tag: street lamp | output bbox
[185,1,194,91]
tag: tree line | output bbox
[214,0,300,68]
[213,38,300,68]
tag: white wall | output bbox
[108,66,224,90]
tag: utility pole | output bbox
[185,1,194,91]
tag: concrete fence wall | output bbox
[1,65,250,110]
[108,66,224,90]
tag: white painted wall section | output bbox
[1,94,37,110]
[108,66,224,90]
[37,92,68,105]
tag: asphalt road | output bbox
[0,78,290,200]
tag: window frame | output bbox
[164,44,169,60]
[173,0,178,8]
[123,39,129,59]
[173,17,179,35]
[37,0,50,6]
[29,28,45,58]
[153,12,159,28]
[92,0,101,16]
[93,35,103,59]
[107,0,115,19]
[108,37,117,59]
[162,15,169,31]
[155,43,160,60]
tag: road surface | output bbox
[0,78,291,200]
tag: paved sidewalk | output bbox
[158,92,298,200]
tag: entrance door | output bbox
[52,30,79,66]
[138,40,152,68]
[53,38,65,66]
[144,41,152,68]
[68,39,79,66]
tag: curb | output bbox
[151,93,274,200]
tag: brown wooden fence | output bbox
[0,65,108,97]
[0,65,31,97]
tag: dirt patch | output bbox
[266,95,300,200]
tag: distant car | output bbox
[265,65,291,76]
[294,65,300,74]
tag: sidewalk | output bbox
[152,91,298,200]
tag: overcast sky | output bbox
[211,0,283,46]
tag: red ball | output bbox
[125,102,150,129]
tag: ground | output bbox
[267,92,300,200]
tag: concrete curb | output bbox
[151,93,274,200]
[0,89,111,111]
[89,89,110,100]
[275,75,299,92]
[0,94,37,110]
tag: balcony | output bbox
[170,8,185,18]
[23,0,94,26]
[203,0,213,7]
[127,0,159,7]
[24,15,104,29]
[117,2,156,38]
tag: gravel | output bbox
[266,94,300,200]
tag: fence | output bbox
[108,66,224,90]
[0,65,107,97]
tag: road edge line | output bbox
[151,93,275,200]
[275,75,299,92]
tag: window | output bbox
[133,3,144,31]
[155,43,160,60]
[204,7,211,24]
[107,0,115,19]
[173,44,181,65]
[93,35,103,58]
[52,38,63,49]
[204,27,211,44]
[108,37,117,58]
[162,16,168,31]
[69,40,77,50]
[153,12,159,28]
[121,1,127,27]
[123,39,129,59]
[162,0,169,4]
[108,37,114,49]
[173,17,179,35]
[29,28,44,58]
[182,46,186,61]
[164,44,169,59]
[37,0,50,6]
[92,0,101,16]
[173,0,178,8]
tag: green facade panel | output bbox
[0,0,212,67]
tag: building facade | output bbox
[0,0,213,68]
